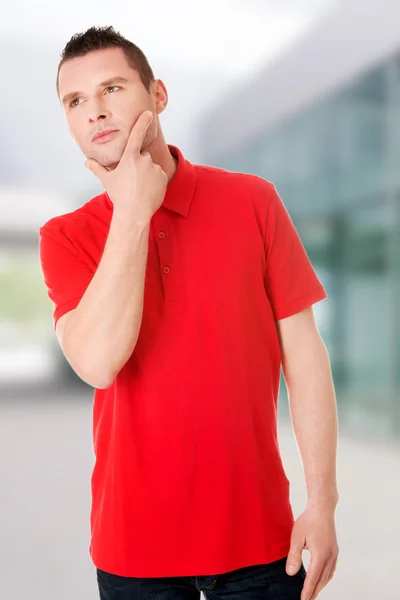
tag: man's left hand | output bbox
[285,502,339,600]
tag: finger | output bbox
[286,544,304,575]
[286,556,301,575]
[327,555,338,582]
[300,557,323,600]
[307,558,335,600]
[122,110,153,159]
[85,158,108,182]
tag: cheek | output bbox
[66,117,81,142]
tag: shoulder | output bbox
[194,162,275,199]
[39,192,105,239]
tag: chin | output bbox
[105,162,119,171]
[101,151,123,170]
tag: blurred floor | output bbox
[0,387,398,599]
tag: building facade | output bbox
[198,0,400,440]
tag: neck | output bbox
[145,141,178,184]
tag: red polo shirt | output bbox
[39,143,328,578]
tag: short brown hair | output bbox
[56,25,156,98]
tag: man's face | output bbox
[58,47,163,169]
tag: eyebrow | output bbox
[61,76,129,106]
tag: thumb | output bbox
[85,158,107,180]
[286,548,302,575]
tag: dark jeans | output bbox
[96,555,307,599]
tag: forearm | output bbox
[283,337,339,509]
[64,208,151,388]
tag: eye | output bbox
[69,86,120,108]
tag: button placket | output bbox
[158,230,170,279]
[154,218,179,303]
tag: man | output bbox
[39,25,339,600]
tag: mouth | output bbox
[92,129,119,143]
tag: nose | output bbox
[89,112,111,123]
[87,101,112,123]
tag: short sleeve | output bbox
[263,184,328,321]
[39,225,95,330]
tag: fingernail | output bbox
[287,565,297,574]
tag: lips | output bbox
[92,129,118,142]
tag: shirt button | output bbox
[158,231,165,239]
[163,266,170,274]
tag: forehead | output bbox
[58,47,137,97]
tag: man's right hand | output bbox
[85,110,168,223]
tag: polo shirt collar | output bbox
[102,143,196,218]
[161,144,196,217]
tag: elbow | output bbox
[81,363,117,389]
[62,339,135,390]
[62,355,115,390]
[84,359,127,389]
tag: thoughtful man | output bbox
[39,25,339,600]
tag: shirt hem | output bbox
[90,535,292,578]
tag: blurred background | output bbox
[1,0,399,598]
